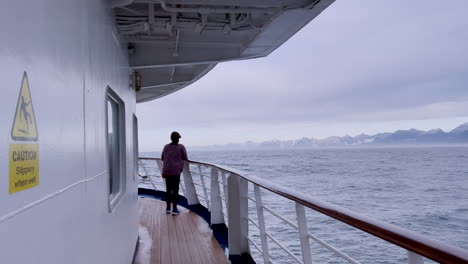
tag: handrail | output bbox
[139,157,468,264]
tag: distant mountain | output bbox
[292,137,318,148]
[450,123,468,135]
[191,123,468,150]
[448,122,468,142]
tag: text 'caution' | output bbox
[9,144,39,194]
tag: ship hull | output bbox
[0,1,138,263]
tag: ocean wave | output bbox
[182,147,468,263]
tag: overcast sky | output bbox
[137,0,468,151]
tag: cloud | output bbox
[137,0,468,149]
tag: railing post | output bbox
[141,160,157,191]
[182,161,200,205]
[227,173,251,260]
[296,203,312,264]
[198,165,211,210]
[407,251,424,264]
[210,168,225,225]
[155,159,165,190]
[254,185,270,264]
[221,171,228,207]
[155,159,163,175]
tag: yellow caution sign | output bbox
[11,72,38,141]
[9,144,39,193]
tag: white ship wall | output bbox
[0,1,138,263]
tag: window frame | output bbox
[132,114,139,181]
[106,87,127,212]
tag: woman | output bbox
[161,131,188,215]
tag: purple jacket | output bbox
[161,143,188,175]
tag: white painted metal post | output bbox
[138,160,147,176]
[254,185,270,264]
[155,159,165,190]
[210,167,225,225]
[227,173,250,256]
[407,251,424,264]
[296,203,312,264]
[138,159,144,176]
[221,171,228,205]
[198,165,211,210]
[155,159,163,175]
[221,171,229,225]
[182,161,200,205]
[141,160,157,191]
[179,175,186,197]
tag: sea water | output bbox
[142,146,468,263]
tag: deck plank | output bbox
[160,205,171,264]
[167,209,182,264]
[173,208,192,264]
[179,212,204,264]
[136,198,227,264]
[190,213,227,261]
[150,200,161,264]
[185,211,215,264]
[186,212,228,264]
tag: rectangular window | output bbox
[107,88,126,210]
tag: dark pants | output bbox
[165,174,180,206]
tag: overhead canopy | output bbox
[112,0,334,102]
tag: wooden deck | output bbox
[137,197,229,264]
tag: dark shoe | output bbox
[166,207,171,214]
[172,208,179,215]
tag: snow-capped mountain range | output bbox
[192,122,468,150]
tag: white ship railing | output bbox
[138,157,468,264]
